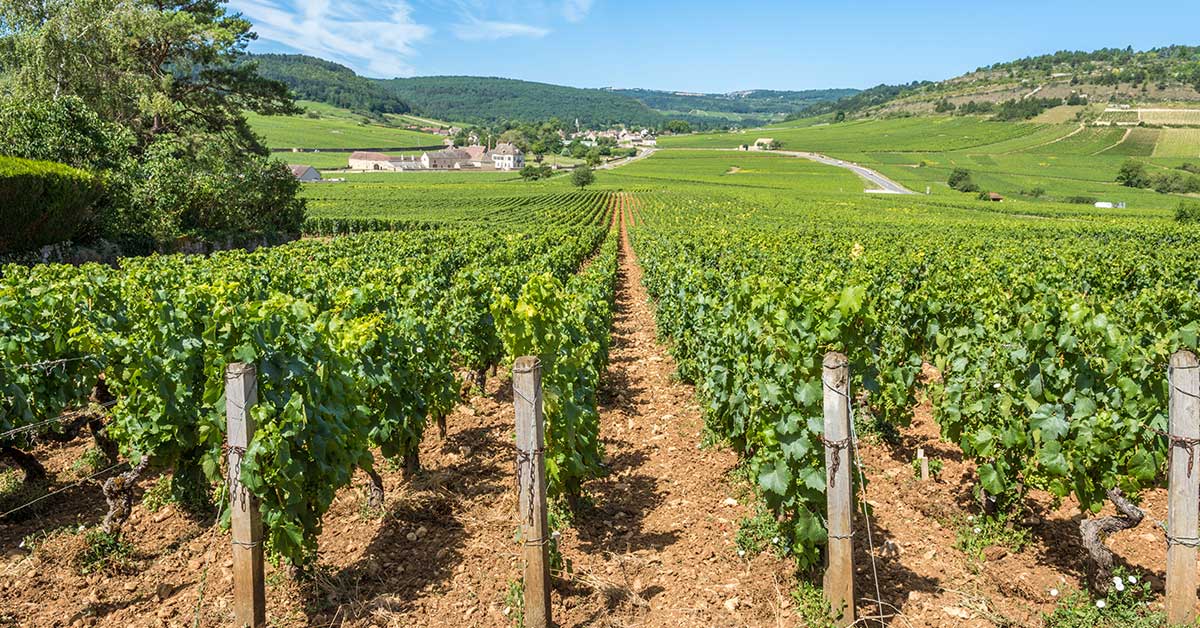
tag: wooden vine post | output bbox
[513,356,551,628]
[1166,349,1199,626]
[226,363,266,628]
[822,351,854,626]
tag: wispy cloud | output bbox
[230,0,432,77]
[562,0,593,22]
[452,18,550,41]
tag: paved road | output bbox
[599,147,658,170]
[772,150,916,194]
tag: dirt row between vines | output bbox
[0,195,1184,628]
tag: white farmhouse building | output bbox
[489,143,525,170]
[288,165,321,182]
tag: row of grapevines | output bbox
[629,187,1200,575]
[493,227,621,504]
[1,191,615,566]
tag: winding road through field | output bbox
[773,150,916,194]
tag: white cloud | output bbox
[562,0,593,22]
[452,18,550,41]
[230,0,432,77]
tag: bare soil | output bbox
[0,198,1186,627]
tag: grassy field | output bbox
[249,102,445,150]
[661,117,1045,152]
[656,115,1194,210]
[1099,127,1160,156]
[1152,128,1200,157]
[272,151,405,169]
[1139,109,1200,126]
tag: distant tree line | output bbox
[249,54,412,115]
[1118,160,1200,194]
[979,46,1200,92]
[792,81,935,120]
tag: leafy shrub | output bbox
[572,165,596,188]
[948,168,980,193]
[75,529,135,575]
[1116,160,1152,188]
[1043,570,1164,628]
[954,513,1030,561]
[1063,195,1098,205]
[1176,200,1200,224]
[0,156,104,254]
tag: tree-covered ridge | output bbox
[375,76,668,128]
[792,81,935,117]
[977,45,1200,88]
[248,53,412,115]
[611,87,859,116]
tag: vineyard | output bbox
[4,148,1200,628]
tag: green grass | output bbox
[272,150,421,170]
[1152,128,1200,157]
[662,117,1044,153]
[1100,128,1160,156]
[602,149,867,192]
[248,103,444,150]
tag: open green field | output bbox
[1152,128,1200,157]
[659,116,1195,210]
[597,150,867,192]
[661,117,1045,152]
[249,102,445,149]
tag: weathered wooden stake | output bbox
[514,356,551,628]
[1166,350,1199,626]
[822,351,854,626]
[917,448,929,482]
[226,363,265,628]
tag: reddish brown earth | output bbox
[0,198,1187,627]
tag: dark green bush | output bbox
[948,168,980,193]
[1177,200,1200,224]
[0,156,104,254]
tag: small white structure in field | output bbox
[288,165,321,181]
[348,151,396,171]
[1095,201,1115,209]
[489,143,525,170]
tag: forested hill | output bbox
[610,87,859,117]
[374,76,668,128]
[249,54,411,114]
[806,45,1200,119]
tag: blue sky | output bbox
[231,0,1200,93]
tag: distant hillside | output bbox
[828,46,1200,119]
[374,76,671,128]
[249,54,411,115]
[610,87,858,121]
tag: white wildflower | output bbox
[973,527,982,534]
[993,382,1001,390]
[772,536,780,544]
[1114,580,1125,593]
[1096,599,1106,609]
[1127,575,1137,584]
[415,346,424,354]
[1049,588,1059,597]
[551,530,561,540]
[967,515,975,522]
[737,549,746,557]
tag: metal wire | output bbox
[0,400,117,440]
[0,462,128,519]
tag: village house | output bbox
[489,143,525,170]
[288,165,321,182]
[348,151,399,171]
[422,148,476,169]
[463,145,489,167]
